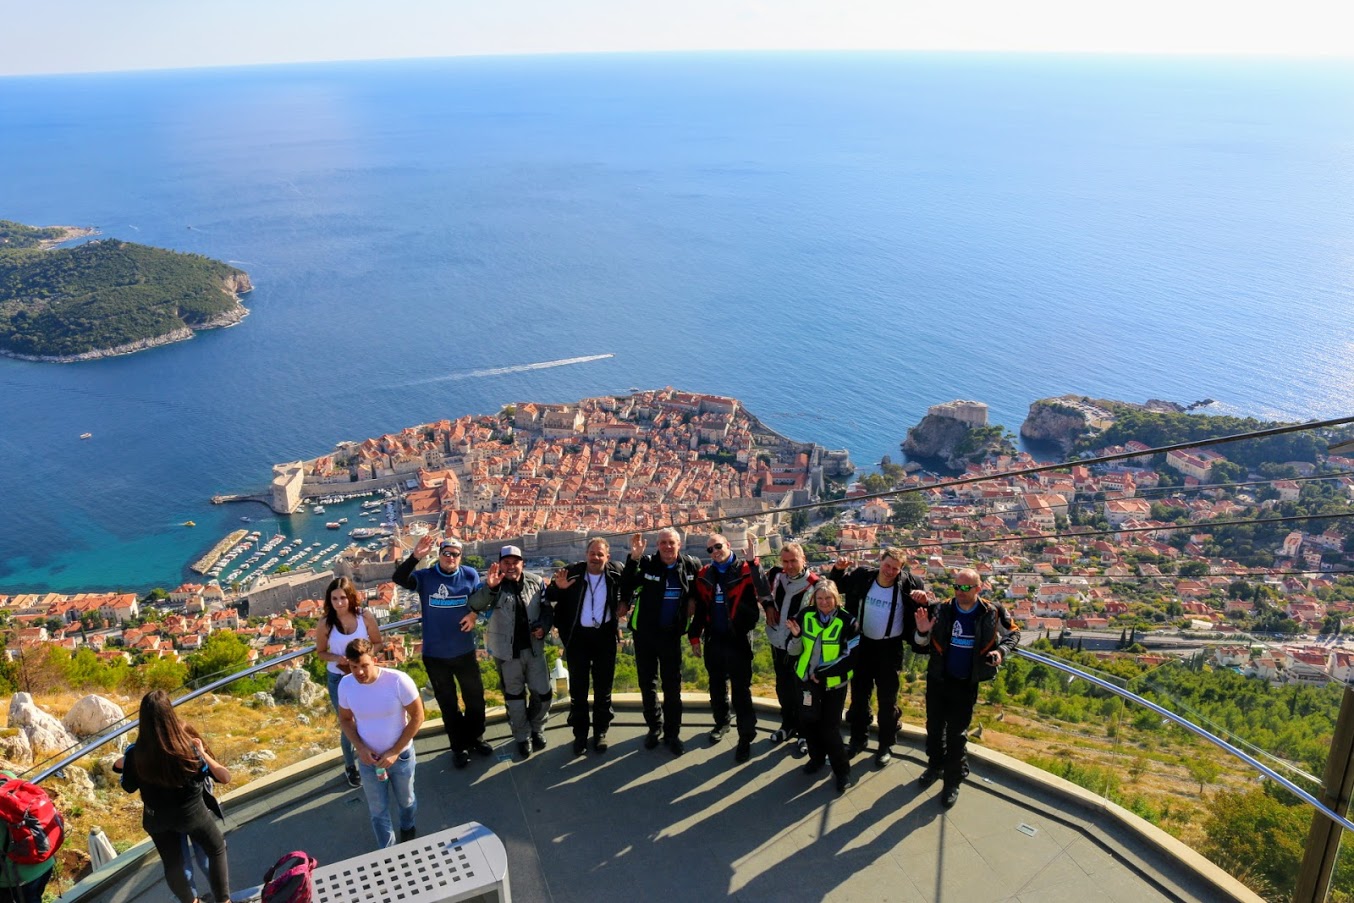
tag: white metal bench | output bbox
[309,821,510,903]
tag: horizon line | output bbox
[5,45,1354,80]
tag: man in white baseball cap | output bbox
[470,545,553,758]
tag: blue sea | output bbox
[1,52,1352,593]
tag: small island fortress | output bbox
[926,399,989,427]
[259,388,853,552]
[901,399,1017,470]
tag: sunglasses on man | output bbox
[955,583,978,592]
[439,548,462,557]
[706,543,724,553]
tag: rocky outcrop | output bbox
[1020,398,1095,453]
[223,272,254,295]
[62,695,126,739]
[91,753,123,788]
[56,763,96,802]
[8,693,79,754]
[1020,394,1199,453]
[273,668,326,708]
[239,749,278,766]
[902,407,1015,471]
[0,729,33,765]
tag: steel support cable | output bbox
[602,413,1354,538]
[976,569,1346,580]
[816,511,1353,556]
[967,472,1351,515]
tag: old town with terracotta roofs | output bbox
[3,390,1353,690]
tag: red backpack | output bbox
[261,850,318,903]
[0,777,64,864]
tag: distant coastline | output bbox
[36,224,98,249]
[0,299,250,363]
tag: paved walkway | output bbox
[80,706,1237,903]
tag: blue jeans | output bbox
[327,670,357,772]
[180,834,212,900]
[357,746,417,848]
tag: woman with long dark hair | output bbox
[117,690,234,903]
[314,576,383,787]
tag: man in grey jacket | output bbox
[470,545,553,759]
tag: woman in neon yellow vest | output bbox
[786,582,860,793]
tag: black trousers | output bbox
[802,683,849,777]
[566,624,618,739]
[704,632,756,742]
[425,652,486,752]
[771,646,800,734]
[148,810,229,903]
[634,630,684,739]
[847,636,903,748]
[925,674,980,787]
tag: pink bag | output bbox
[260,850,318,903]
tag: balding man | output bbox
[623,528,702,755]
[689,533,767,763]
[546,537,625,755]
[913,570,1020,809]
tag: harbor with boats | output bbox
[184,488,403,591]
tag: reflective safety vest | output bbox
[794,613,852,689]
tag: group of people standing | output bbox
[325,527,1022,851]
[115,526,1022,899]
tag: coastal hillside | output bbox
[0,229,252,360]
[0,220,93,250]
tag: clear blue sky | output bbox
[5,0,1353,76]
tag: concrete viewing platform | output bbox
[67,697,1257,903]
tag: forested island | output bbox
[0,220,252,361]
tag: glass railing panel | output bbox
[990,644,1351,902]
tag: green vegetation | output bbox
[954,424,1017,462]
[0,234,249,358]
[1202,480,1353,568]
[1075,407,1326,468]
[0,219,70,250]
[890,496,929,528]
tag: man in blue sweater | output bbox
[393,534,489,770]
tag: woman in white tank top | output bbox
[315,576,383,788]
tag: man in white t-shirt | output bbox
[338,637,425,848]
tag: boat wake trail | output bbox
[392,354,615,388]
